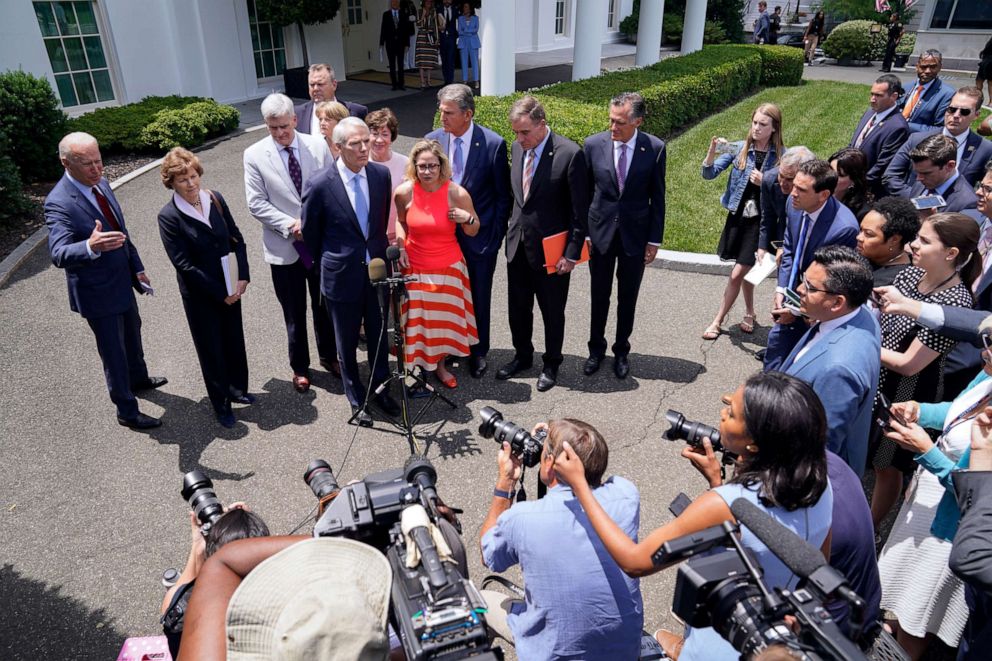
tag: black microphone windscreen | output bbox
[729,497,825,578]
[386,245,401,261]
[368,258,387,282]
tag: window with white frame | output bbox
[347,0,363,25]
[929,0,992,29]
[555,0,567,36]
[607,0,617,30]
[33,1,115,108]
[247,0,287,79]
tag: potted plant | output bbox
[256,0,342,98]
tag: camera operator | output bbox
[161,504,268,658]
[479,418,643,659]
[555,372,833,661]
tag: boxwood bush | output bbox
[754,45,805,87]
[820,20,886,62]
[0,128,32,226]
[0,71,68,183]
[139,101,241,150]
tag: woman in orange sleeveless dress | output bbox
[394,140,480,388]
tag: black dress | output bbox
[717,150,766,267]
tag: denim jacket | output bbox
[701,142,779,212]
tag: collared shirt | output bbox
[447,121,474,185]
[521,128,552,180]
[777,199,828,294]
[794,306,862,363]
[309,104,323,137]
[173,190,212,228]
[66,170,115,260]
[931,170,960,197]
[481,478,643,660]
[336,158,371,260]
[943,127,969,166]
[612,129,638,171]
[276,133,302,174]
[870,105,897,128]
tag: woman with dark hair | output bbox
[556,371,833,661]
[830,147,872,220]
[366,107,408,243]
[456,2,480,90]
[857,196,920,288]
[803,10,825,65]
[415,0,443,89]
[869,212,978,530]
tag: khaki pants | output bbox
[480,589,523,644]
[804,35,819,62]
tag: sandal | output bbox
[740,313,757,334]
[436,369,457,389]
[702,323,723,340]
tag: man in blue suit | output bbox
[883,86,992,196]
[902,133,978,213]
[437,0,459,86]
[782,246,881,476]
[850,74,911,199]
[753,1,770,44]
[764,160,859,372]
[582,92,666,379]
[302,118,400,426]
[44,132,166,429]
[897,50,955,134]
[426,84,511,378]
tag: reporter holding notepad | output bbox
[157,147,252,428]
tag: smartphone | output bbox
[669,492,692,518]
[874,392,908,430]
[911,194,946,211]
[869,290,884,307]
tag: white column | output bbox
[681,0,707,55]
[480,1,515,96]
[634,0,665,67]
[572,0,609,81]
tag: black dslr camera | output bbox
[180,469,225,536]
[663,410,738,476]
[478,406,545,468]
[307,456,500,661]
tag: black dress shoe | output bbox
[215,407,236,428]
[536,366,558,392]
[755,349,766,362]
[583,355,603,376]
[496,357,532,380]
[230,392,256,405]
[133,376,168,391]
[614,355,630,379]
[375,393,401,416]
[319,358,342,378]
[117,412,162,430]
[470,355,488,378]
[352,406,373,427]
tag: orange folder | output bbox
[542,231,590,274]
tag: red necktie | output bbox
[91,186,121,232]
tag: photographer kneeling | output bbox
[479,418,644,659]
[555,372,832,661]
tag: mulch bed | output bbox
[0,153,155,265]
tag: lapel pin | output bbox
[475,142,480,147]
[640,146,646,152]
[548,150,553,156]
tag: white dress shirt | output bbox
[793,307,861,364]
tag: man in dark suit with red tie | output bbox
[497,96,589,392]
[44,132,166,429]
[582,92,666,379]
[849,74,910,198]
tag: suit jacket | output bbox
[301,161,391,303]
[898,78,955,134]
[882,130,992,196]
[426,123,512,257]
[437,4,458,41]
[583,130,666,256]
[44,174,144,319]
[380,8,414,48]
[506,132,589,270]
[294,99,368,131]
[759,166,791,251]
[906,173,978,213]
[784,306,882,475]
[243,132,332,265]
[777,196,859,289]
[850,108,910,195]
[951,470,992,592]
[157,191,250,303]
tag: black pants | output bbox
[465,251,498,358]
[182,295,249,413]
[506,250,569,368]
[439,35,457,84]
[588,233,646,358]
[326,277,390,407]
[86,295,149,419]
[270,261,336,375]
[385,43,406,88]
[881,39,898,71]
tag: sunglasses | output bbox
[945,106,974,117]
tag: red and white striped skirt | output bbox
[401,260,478,371]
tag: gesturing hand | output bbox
[88,220,126,252]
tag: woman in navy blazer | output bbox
[157,148,251,428]
[456,2,480,89]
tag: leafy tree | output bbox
[622,0,746,44]
[256,0,342,68]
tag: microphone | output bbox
[368,257,387,283]
[386,244,401,263]
[400,505,448,589]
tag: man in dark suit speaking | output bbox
[44,132,166,429]
[380,0,415,91]
[582,92,666,379]
[302,118,399,426]
[294,63,368,136]
[497,96,589,392]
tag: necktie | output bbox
[855,114,876,148]
[453,137,464,182]
[91,186,121,232]
[616,143,628,193]
[522,149,535,200]
[285,147,302,196]
[352,174,370,256]
[789,213,812,290]
[903,84,923,119]
[393,10,398,26]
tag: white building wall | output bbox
[101,0,183,103]
[0,2,57,79]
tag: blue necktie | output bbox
[788,212,811,290]
[452,137,464,183]
[352,174,371,261]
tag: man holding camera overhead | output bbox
[479,418,643,659]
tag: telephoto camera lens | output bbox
[663,410,724,453]
[478,406,543,467]
[304,460,340,500]
[180,470,225,529]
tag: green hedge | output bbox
[139,101,241,150]
[0,71,68,183]
[67,96,239,154]
[471,45,802,147]
[820,20,887,61]
[0,127,32,226]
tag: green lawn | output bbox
[665,79,871,253]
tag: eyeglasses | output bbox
[977,183,992,196]
[416,163,441,172]
[945,106,974,117]
[801,276,838,296]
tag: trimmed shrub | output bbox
[754,45,805,87]
[0,128,32,226]
[68,96,208,153]
[663,14,731,45]
[0,71,68,183]
[896,32,916,56]
[820,20,887,62]
[139,101,240,150]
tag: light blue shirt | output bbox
[336,158,371,261]
[277,133,302,176]
[65,171,117,260]
[522,128,552,181]
[481,477,643,660]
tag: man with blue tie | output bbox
[782,246,881,476]
[763,159,859,371]
[302,118,400,426]
[45,132,166,429]
[426,84,512,378]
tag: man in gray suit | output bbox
[244,93,337,393]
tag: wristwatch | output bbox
[467,216,476,226]
[493,487,515,500]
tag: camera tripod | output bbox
[348,258,456,452]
